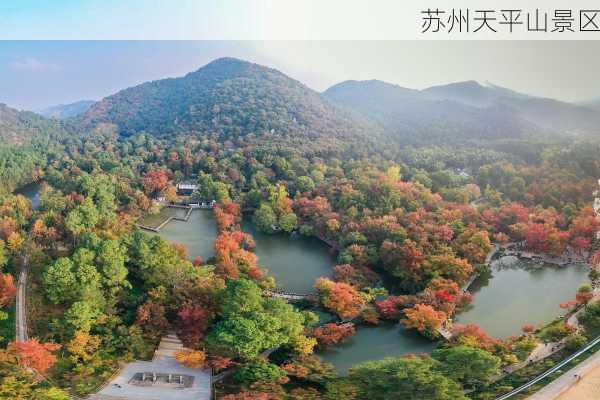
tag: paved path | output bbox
[494,335,600,400]
[527,345,600,399]
[15,257,28,342]
[93,333,211,400]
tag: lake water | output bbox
[15,181,43,210]
[144,208,333,293]
[317,323,436,374]
[455,256,590,338]
[54,194,590,370]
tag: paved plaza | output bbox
[92,334,211,400]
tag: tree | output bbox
[65,331,101,363]
[0,240,7,269]
[175,350,206,368]
[279,213,298,233]
[295,176,315,193]
[43,258,77,304]
[9,339,60,373]
[315,278,364,320]
[141,170,170,198]
[578,302,600,335]
[432,345,501,386]
[401,304,446,338]
[234,362,286,384]
[253,204,277,233]
[64,301,100,333]
[310,323,355,347]
[0,273,16,307]
[576,283,594,305]
[177,305,211,347]
[136,300,169,340]
[348,356,466,400]
[207,278,307,359]
[65,198,99,236]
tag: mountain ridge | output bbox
[80,57,381,152]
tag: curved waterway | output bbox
[456,256,590,338]
[142,208,332,293]
[18,184,595,373]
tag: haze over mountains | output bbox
[38,100,95,119]
[324,79,600,144]
[1,57,599,148]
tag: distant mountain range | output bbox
[0,57,599,148]
[324,79,600,144]
[38,100,95,119]
[580,98,600,111]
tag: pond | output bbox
[455,256,590,338]
[317,323,436,374]
[146,208,333,293]
[144,208,218,263]
[242,221,333,293]
[15,181,43,210]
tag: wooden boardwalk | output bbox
[137,205,199,233]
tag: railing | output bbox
[494,334,600,400]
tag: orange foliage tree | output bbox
[0,273,17,307]
[175,350,206,368]
[401,304,446,338]
[309,323,356,347]
[315,278,364,320]
[9,339,60,372]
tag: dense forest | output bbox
[0,57,599,399]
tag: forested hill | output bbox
[0,103,69,146]
[324,80,600,145]
[80,57,381,151]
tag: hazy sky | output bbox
[2,41,600,110]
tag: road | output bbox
[494,334,600,400]
[15,257,28,342]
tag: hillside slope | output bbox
[81,58,380,151]
[324,80,600,144]
[0,104,69,146]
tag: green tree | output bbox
[207,278,306,359]
[64,300,100,333]
[43,258,77,304]
[65,198,99,236]
[348,356,466,400]
[234,361,286,384]
[578,302,600,335]
[279,213,298,233]
[432,345,501,386]
[252,204,277,233]
[295,176,315,193]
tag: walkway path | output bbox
[92,333,211,400]
[494,334,600,400]
[527,342,600,399]
[15,256,28,342]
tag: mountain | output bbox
[580,98,600,111]
[38,100,95,119]
[423,80,528,108]
[80,58,380,151]
[324,80,539,144]
[324,80,600,144]
[425,81,600,134]
[0,103,69,146]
